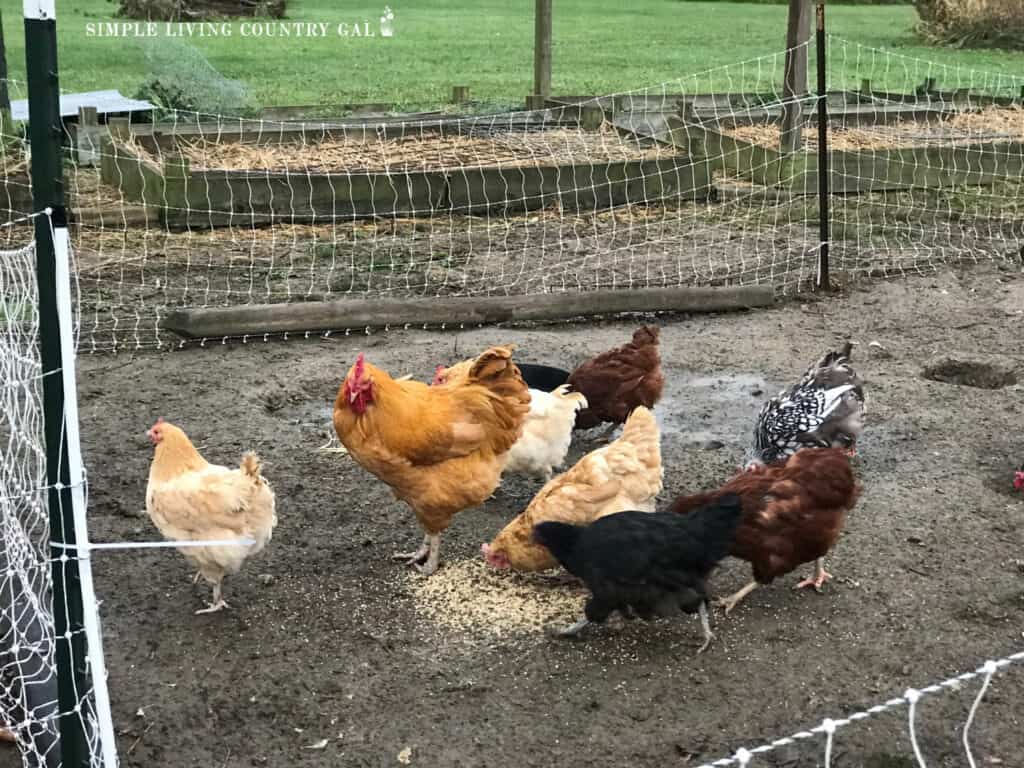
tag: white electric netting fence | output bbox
[0,37,1007,352]
[0,210,116,767]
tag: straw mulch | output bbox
[132,126,680,173]
[724,105,1024,151]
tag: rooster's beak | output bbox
[349,390,358,403]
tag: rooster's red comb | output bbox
[353,353,366,378]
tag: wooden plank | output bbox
[163,169,450,228]
[814,140,1024,193]
[446,158,710,214]
[98,136,165,208]
[160,284,777,339]
[664,115,794,187]
[71,204,153,226]
[780,0,811,154]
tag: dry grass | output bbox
[913,0,1024,49]
[408,558,584,638]
[131,126,679,173]
[723,105,1024,151]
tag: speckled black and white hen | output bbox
[746,342,865,470]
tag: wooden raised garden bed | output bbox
[664,105,1024,193]
[99,117,711,229]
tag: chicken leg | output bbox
[794,558,832,592]
[713,580,760,615]
[696,601,714,654]
[195,581,229,615]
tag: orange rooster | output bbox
[145,419,277,614]
[334,346,530,575]
[669,448,860,614]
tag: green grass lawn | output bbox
[2,0,1022,110]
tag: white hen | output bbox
[502,385,588,481]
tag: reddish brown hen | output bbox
[568,325,664,433]
[669,448,860,614]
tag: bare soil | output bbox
[70,263,1024,768]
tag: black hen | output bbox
[532,495,743,653]
[515,363,572,392]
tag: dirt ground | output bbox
[63,263,1024,768]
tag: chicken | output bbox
[145,419,277,614]
[532,495,744,653]
[334,346,530,575]
[748,342,865,470]
[502,385,588,480]
[670,447,860,614]
[0,728,13,743]
[482,406,663,572]
[567,325,665,435]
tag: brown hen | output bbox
[669,448,860,614]
[568,325,664,434]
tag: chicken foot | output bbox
[195,581,229,615]
[550,617,590,638]
[392,533,441,576]
[794,558,832,592]
[713,580,760,615]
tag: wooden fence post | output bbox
[779,0,811,154]
[533,0,552,102]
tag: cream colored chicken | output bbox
[502,385,588,481]
[482,406,663,572]
[145,419,277,614]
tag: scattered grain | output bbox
[408,558,584,638]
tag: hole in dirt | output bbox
[920,357,1017,390]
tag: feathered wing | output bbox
[752,342,865,464]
